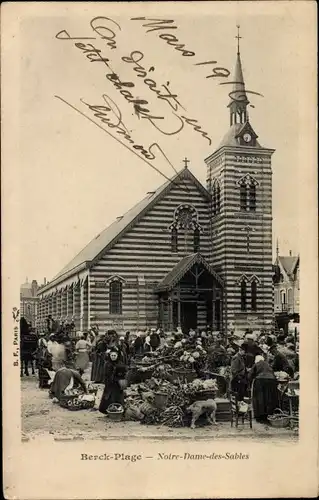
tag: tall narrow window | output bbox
[212,181,221,216]
[241,280,247,311]
[251,280,257,311]
[171,227,178,252]
[193,228,200,252]
[212,186,217,216]
[287,288,293,306]
[249,184,256,211]
[281,290,286,304]
[216,183,221,213]
[109,280,122,314]
[240,184,247,211]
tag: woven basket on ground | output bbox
[107,403,124,421]
[267,408,290,428]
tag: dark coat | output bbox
[149,333,160,350]
[133,336,145,355]
[99,360,127,414]
[248,360,276,381]
[242,339,263,368]
[91,338,108,382]
[271,350,294,377]
[231,353,246,379]
[50,368,87,400]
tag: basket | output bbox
[59,393,95,411]
[59,396,82,411]
[267,408,290,428]
[171,368,197,383]
[154,392,169,409]
[107,403,124,421]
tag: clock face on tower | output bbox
[243,133,252,143]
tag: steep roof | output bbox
[41,168,210,291]
[278,256,299,277]
[218,122,262,149]
[228,52,249,108]
[156,252,223,292]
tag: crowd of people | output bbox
[21,316,300,426]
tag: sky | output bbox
[14,3,310,286]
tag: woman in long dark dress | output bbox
[91,335,108,383]
[37,334,52,388]
[99,348,127,414]
[248,355,279,423]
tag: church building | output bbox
[37,33,275,336]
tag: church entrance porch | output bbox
[156,253,223,334]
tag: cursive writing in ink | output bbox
[121,51,185,112]
[195,60,231,80]
[90,16,121,50]
[130,17,195,57]
[219,81,264,104]
[55,95,188,187]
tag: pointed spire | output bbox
[276,238,279,261]
[228,26,249,126]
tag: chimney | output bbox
[44,277,47,285]
[289,250,292,256]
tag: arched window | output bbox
[241,280,247,311]
[249,184,256,211]
[251,280,257,311]
[287,288,293,306]
[212,181,221,216]
[109,280,122,314]
[171,227,178,253]
[280,290,286,304]
[240,184,248,211]
[193,228,200,252]
[239,175,257,212]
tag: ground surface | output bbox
[21,370,298,442]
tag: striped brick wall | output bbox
[89,173,211,332]
[206,147,274,334]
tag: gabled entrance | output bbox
[156,253,223,333]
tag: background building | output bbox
[20,279,39,327]
[273,247,300,333]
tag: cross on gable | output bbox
[183,157,190,169]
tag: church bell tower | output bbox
[205,27,275,335]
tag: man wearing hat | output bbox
[242,333,263,368]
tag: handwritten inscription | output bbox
[130,18,195,57]
[55,16,264,185]
[131,17,263,105]
[55,16,213,184]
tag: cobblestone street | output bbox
[21,374,298,442]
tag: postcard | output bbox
[2,1,318,498]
